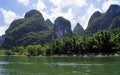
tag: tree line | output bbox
[0,29,120,56]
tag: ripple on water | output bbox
[0,61,33,65]
[43,62,104,66]
[16,62,33,65]
[1,69,47,75]
[0,61,10,65]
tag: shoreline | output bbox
[0,53,120,58]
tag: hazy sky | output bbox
[0,0,120,36]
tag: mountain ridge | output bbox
[85,4,120,34]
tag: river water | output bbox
[0,56,120,75]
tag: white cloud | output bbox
[50,0,87,8]
[32,0,46,11]
[17,0,30,6]
[0,8,22,35]
[102,0,119,12]
[74,0,87,7]
[0,25,9,36]
[97,0,101,2]
[79,4,101,29]
[51,8,73,20]
[0,8,17,25]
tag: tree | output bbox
[93,30,114,54]
[112,28,120,51]
[50,40,63,55]
[12,46,27,55]
[26,45,35,56]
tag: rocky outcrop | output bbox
[73,23,84,35]
[53,17,72,39]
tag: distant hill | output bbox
[85,4,120,34]
[73,23,84,35]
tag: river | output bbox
[0,56,120,75]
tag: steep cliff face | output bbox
[86,4,120,34]
[2,10,51,48]
[53,17,72,39]
[73,23,84,35]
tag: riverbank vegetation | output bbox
[0,29,120,56]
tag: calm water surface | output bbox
[0,56,120,75]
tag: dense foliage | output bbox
[0,29,120,56]
[47,30,120,56]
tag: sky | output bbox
[0,0,120,36]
